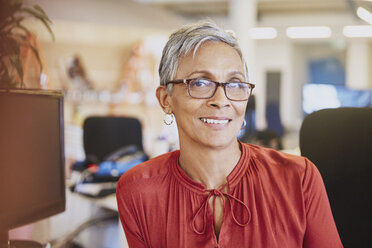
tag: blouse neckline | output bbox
[171,141,250,194]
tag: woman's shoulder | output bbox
[243,142,311,175]
[117,150,179,190]
[242,142,321,192]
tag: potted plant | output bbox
[0,0,54,88]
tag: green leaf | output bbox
[39,17,55,41]
[33,5,52,24]
[9,54,24,86]
[21,7,51,24]
[11,32,43,78]
[0,56,19,88]
[13,23,32,36]
[0,36,21,57]
[27,41,43,74]
[4,17,26,34]
[21,7,55,41]
[0,59,13,86]
[0,1,54,88]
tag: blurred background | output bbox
[4,0,372,247]
[22,0,372,154]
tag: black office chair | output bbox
[71,116,147,196]
[299,107,372,248]
[83,116,145,164]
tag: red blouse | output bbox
[116,143,343,248]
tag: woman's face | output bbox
[158,41,248,150]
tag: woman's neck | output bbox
[178,140,242,190]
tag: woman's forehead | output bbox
[175,41,244,78]
[182,41,238,59]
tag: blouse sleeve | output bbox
[116,182,146,248]
[302,158,343,248]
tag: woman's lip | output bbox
[199,116,232,120]
[199,117,231,128]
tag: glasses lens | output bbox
[225,82,252,100]
[188,79,215,98]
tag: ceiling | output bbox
[135,0,372,18]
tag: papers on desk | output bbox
[75,182,117,197]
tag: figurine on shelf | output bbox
[67,55,93,92]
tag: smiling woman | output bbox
[116,20,343,248]
[160,41,248,155]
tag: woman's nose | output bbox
[207,86,230,108]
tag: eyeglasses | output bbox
[165,78,255,101]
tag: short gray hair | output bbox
[158,20,248,87]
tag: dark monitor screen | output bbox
[0,89,65,233]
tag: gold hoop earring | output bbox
[241,119,247,130]
[163,113,174,125]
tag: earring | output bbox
[241,119,247,130]
[163,112,174,125]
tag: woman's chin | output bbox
[199,135,237,149]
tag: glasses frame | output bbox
[165,78,255,101]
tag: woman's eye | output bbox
[192,79,210,87]
[227,82,249,90]
[227,82,241,88]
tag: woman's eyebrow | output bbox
[228,71,245,78]
[187,70,212,78]
[187,70,245,78]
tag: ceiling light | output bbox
[249,27,277,40]
[286,26,332,39]
[357,7,372,24]
[343,25,372,37]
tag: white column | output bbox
[229,0,264,129]
[229,0,256,71]
[346,40,371,89]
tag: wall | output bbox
[346,39,371,89]
[370,42,372,85]
[39,40,130,91]
[25,0,183,90]
[254,41,293,129]
[29,0,183,30]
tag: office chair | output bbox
[83,116,145,163]
[72,116,147,196]
[299,107,372,248]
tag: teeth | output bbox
[200,118,229,124]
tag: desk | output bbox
[10,190,128,248]
[87,194,118,212]
[76,193,129,248]
[72,192,129,248]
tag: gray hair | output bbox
[158,20,248,88]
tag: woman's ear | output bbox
[156,86,172,113]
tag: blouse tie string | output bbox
[191,188,251,235]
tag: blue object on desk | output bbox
[73,153,147,197]
[71,146,147,196]
[98,156,146,177]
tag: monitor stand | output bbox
[0,230,43,248]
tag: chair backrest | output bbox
[83,116,144,163]
[299,107,372,247]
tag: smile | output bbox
[200,118,230,124]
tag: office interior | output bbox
[1,0,372,247]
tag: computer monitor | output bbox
[302,84,372,115]
[0,89,66,244]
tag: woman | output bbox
[116,21,342,248]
